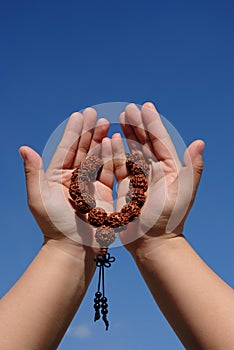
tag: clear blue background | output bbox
[1,0,234,349]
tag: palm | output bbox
[41,168,113,244]
[29,108,113,247]
[112,103,197,247]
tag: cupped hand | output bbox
[19,108,114,255]
[112,102,204,254]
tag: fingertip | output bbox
[120,112,128,128]
[18,146,27,161]
[142,101,157,111]
[66,112,84,133]
[102,136,111,144]
[190,139,205,157]
[95,118,110,134]
[119,112,125,122]
[18,146,43,169]
[83,107,96,112]
[69,111,83,119]
[126,103,137,110]
[83,107,97,115]
[97,118,109,126]
[18,146,36,161]
[197,140,205,155]
[184,139,205,166]
[112,133,122,140]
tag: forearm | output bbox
[132,235,234,350]
[0,240,96,350]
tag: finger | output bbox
[120,110,154,161]
[111,133,128,182]
[166,140,205,233]
[184,139,205,195]
[98,137,114,189]
[119,112,141,153]
[19,146,49,211]
[111,133,129,211]
[88,118,110,156]
[125,103,148,145]
[47,112,84,172]
[73,107,97,167]
[141,102,181,169]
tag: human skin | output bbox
[111,102,234,350]
[1,102,233,350]
[0,108,114,350]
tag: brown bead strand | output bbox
[69,152,150,330]
[69,152,149,246]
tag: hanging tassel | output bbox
[94,247,115,330]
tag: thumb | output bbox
[184,140,205,195]
[19,146,47,209]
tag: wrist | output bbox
[128,232,185,263]
[41,238,96,283]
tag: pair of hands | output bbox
[19,102,204,260]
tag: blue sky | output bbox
[1,0,234,349]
